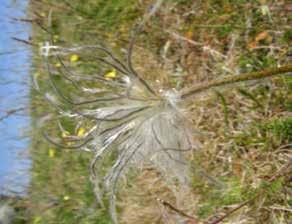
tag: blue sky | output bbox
[0,0,31,195]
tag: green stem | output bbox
[181,64,292,99]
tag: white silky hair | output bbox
[93,88,198,224]
[39,49,199,222]
[38,0,202,223]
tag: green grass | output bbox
[27,0,142,223]
[264,117,292,142]
[23,0,292,223]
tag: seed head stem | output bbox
[181,64,292,99]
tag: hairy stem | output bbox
[181,64,292,99]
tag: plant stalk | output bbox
[181,64,292,99]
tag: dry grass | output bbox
[114,1,291,223]
[26,0,291,224]
[120,168,198,224]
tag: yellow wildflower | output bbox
[63,195,70,201]
[48,148,56,158]
[55,62,61,68]
[70,54,79,62]
[77,127,86,137]
[104,70,117,80]
[61,130,70,138]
